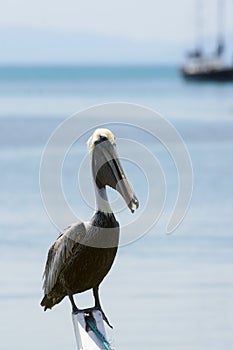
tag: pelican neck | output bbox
[94,186,113,214]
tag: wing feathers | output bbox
[42,222,86,295]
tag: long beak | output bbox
[92,140,139,213]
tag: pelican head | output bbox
[88,128,139,213]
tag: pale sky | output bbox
[1,0,233,64]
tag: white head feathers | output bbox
[87,128,116,152]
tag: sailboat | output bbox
[181,0,233,81]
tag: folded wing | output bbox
[42,222,87,296]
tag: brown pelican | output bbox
[40,128,139,327]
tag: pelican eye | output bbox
[94,135,108,145]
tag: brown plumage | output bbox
[41,212,119,311]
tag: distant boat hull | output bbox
[181,66,233,82]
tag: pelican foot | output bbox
[78,307,113,329]
[72,306,79,314]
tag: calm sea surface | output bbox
[0,66,233,350]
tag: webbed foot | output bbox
[79,307,113,328]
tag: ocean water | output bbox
[0,66,233,350]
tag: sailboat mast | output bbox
[195,0,204,54]
[216,0,225,56]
